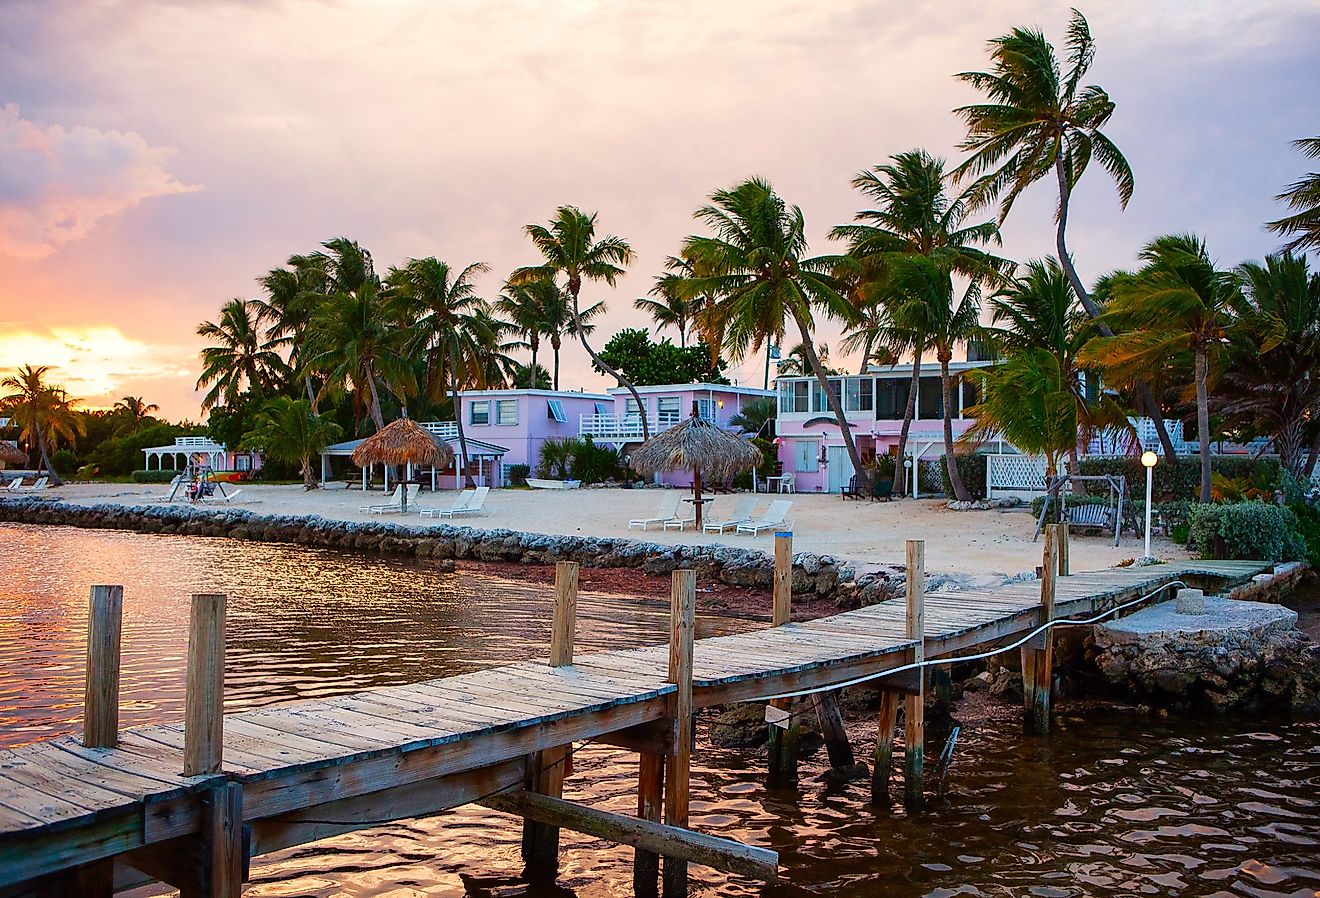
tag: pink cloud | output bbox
[0,103,200,258]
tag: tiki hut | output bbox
[630,405,762,529]
[0,441,26,468]
[351,418,455,512]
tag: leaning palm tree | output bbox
[681,178,867,489]
[0,365,85,484]
[241,397,343,490]
[637,256,705,347]
[509,207,648,437]
[885,255,981,501]
[950,10,1176,459]
[1267,137,1320,254]
[111,396,161,435]
[195,298,285,410]
[1081,235,1240,503]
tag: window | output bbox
[495,399,518,426]
[624,398,646,418]
[917,377,943,420]
[875,377,910,420]
[778,380,809,414]
[794,440,819,473]
[843,377,873,413]
[961,378,980,415]
[695,399,714,421]
[547,399,567,423]
[811,379,841,413]
[657,397,681,424]
[469,401,490,425]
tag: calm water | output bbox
[2,524,1318,898]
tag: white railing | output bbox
[420,421,459,440]
[174,436,224,449]
[987,453,1048,498]
[579,414,720,442]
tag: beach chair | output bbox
[662,499,698,531]
[701,494,760,534]
[4,477,25,491]
[200,487,243,504]
[360,484,404,512]
[366,483,420,514]
[420,488,474,518]
[16,477,48,493]
[628,492,681,530]
[736,499,793,536]
[438,486,489,518]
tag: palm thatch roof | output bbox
[351,418,455,468]
[630,415,761,481]
[0,442,26,466]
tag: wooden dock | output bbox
[0,531,1272,897]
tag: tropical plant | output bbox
[509,207,648,436]
[0,365,86,484]
[637,256,706,347]
[111,396,161,435]
[729,396,776,438]
[594,328,726,386]
[680,178,868,489]
[195,298,285,410]
[241,397,343,490]
[1081,235,1240,503]
[499,277,603,391]
[884,255,981,500]
[774,342,841,377]
[255,257,327,407]
[951,9,1177,458]
[1267,137,1320,254]
[963,349,1077,480]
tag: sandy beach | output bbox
[46,482,1188,580]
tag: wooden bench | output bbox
[841,475,894,502]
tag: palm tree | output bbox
[832,149,1007,493]
[0,365,85,484]
[962,349,1077,481]
[1219,253,1320,477]
[637,256,705,347]
[775,342,840,377]
[195,298,284,410]
[111,396,160,435]
[388,257,492,486]
[950,10,1177,459]
[1081,235,1239,503]
[241,397,343,490]
[500,278,603,390]
[496,284,549,390]
[255,259,325,408]
[1267,137,1320,254]
[509,207,647,437]
[884,255,982,501]
[681,178,867,488]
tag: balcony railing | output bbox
[420,421,460,440]
[579,414,719,442]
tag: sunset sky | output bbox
[2,0,1318,420]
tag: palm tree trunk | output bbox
[1053,154,1178,460]
[794,311,869,493]
[450,345,475,488]
[895,345,923,496]
[551,335,562,390]
[35,424,63,486]
[301,455,318,490]
[568,282,651,441]
[857,331,874,376]
[529,335,540,390]
[365,367,386,432]
[939,353,971,501]
[1195,347,1212,503]
[304,376,320,416]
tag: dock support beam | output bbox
[1022,525,1059,735]
[904,539,925,814]
[871,689,901,807]
[766,532,801,787]
[523,561,579,880]
[185,594,226,776]
[662,569,696,898]
[84,585,123,749]
[634,750,666,897]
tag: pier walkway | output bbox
[0,538,1271,897]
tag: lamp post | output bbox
[1141,450,1158,560]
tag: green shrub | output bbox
[508,464,530,486]
[732,471,753,490]
[1078,456,1284,502]
[88,423,190,477]
[1186,501,1305,562]
[1286,501,1320,568]
[51,449,78,477]
[1128,499,1193,535]
[1170,521,1191,545]
[918,459,944,495]
[939,453,988,499]
[537,438,576,479]
[570,437,623,484]
[132,469,180,483]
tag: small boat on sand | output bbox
[526,478,582,490]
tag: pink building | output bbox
[454,388,613,477]
[774,361,992,493]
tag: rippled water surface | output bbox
[3,523,1319,897]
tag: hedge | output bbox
[1186,502,1306,563]
[939,454,988,500]
[132,469,180,483]
[1077,456,1284,501]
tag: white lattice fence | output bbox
[987,454,1048,498]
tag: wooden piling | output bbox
[662,569,696,898]
[83,585,123,749]
[1057,522,1070,576]
[766,531,800,786]
[179,782,244,898]
[871,689,901,806]
[184,594,225,777]
[524,561,579,878]
[634,751,666,898]
[903,540,925,814]
[1022,525,1058,735]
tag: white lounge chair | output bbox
[366,483,421,514]
[4,477,25,491]
[629,492,681,530]
[16,476,48,493]
[702,495,760,534]
[436,486,489,518]
[420,488,474,518]
[200,486,243,504]
[360,484,401,512]
[141,475,183,502]
[662,500,698,531]
[736,499,793,536]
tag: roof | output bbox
[605,383,774,397]
[321,435,509,458]
[776,360,994,383]
[458,388,613,401]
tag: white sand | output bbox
[43,482,1189,580]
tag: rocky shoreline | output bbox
[0,497,902,608]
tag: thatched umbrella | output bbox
[351,418,455,512]
[630,404,762,529]
[0,441,27,468]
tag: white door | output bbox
[826,445,854,493]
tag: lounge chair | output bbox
[361,484,406,513]
[662,501,698,531]
[420,488,475,518]
[435,485,489,518]
[629,492,682,530]
[200,486,243,504]
[702,495,760,534]
[16,477,48,493]
[366,484,421,514]
[4,477,25,491]
[736,499,793,536]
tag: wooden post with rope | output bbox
[766,532,800,786]
[903,540,925,814]
[1022,525,1058,735]
[661,569,696,898]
